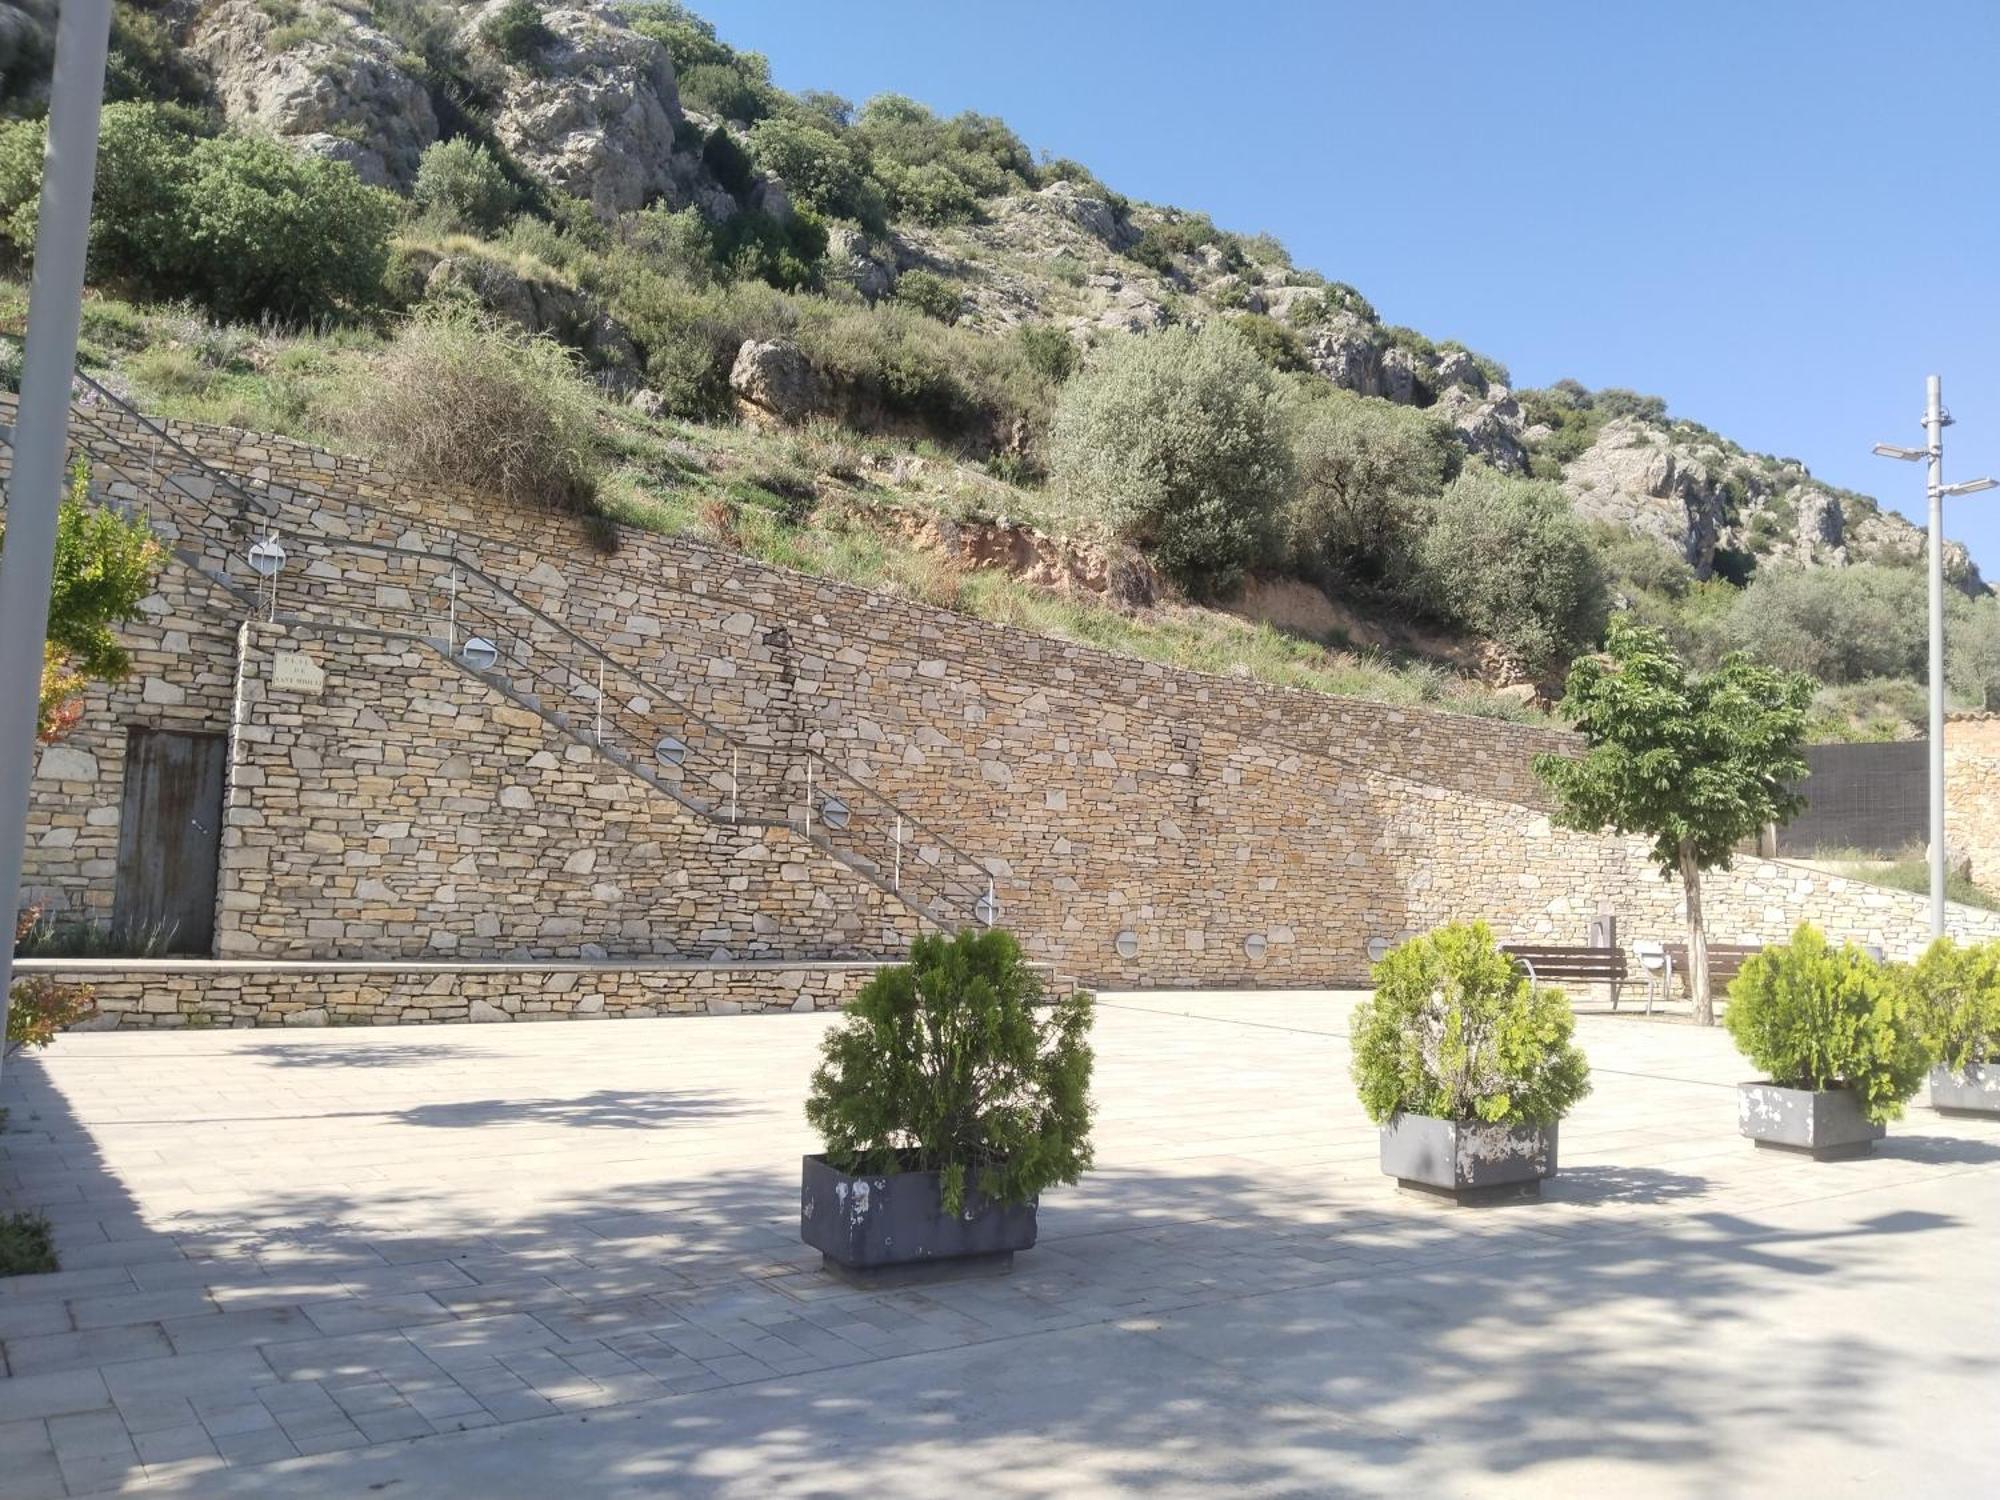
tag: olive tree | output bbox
[1049,322,1292,599]
[1533,618,1814,1025]
[1284,387,1458,589]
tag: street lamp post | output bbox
[1874,376,1998,939]
[0,0,113,1087]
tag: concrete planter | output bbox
[1929,1062,2000,1117]
[799,1154,1038,1279]
[1737,1082,1885,1159]
[1378,1113,1557,1203]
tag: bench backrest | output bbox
[1661,942,1763,992]
[1501,944,1628,982]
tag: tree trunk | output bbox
[1679,837,1713,1027]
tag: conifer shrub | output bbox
[1900,936,2000,1075]
[1724,924,1929,1123]
[1349,922,1591,1125]
[805,929,1094,1214]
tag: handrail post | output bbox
[805,756,813,838]
[894,815,903,892]
[594,660,603,743]
[730,750,739,823]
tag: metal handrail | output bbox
[4,351,997,929]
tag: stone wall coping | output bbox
[13,957,978,977]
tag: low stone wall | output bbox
[15,959,904,1029]
[1947,714,2000,888]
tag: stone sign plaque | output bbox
[271,651,327,695]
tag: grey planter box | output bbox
[800,1154,1038,1279]
[1378,1114,1557,1203]
[1737,1082,1884,1159]
[1930,1062,2000,1117]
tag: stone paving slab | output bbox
[0,992,1996,1497]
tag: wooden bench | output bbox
[1501,944,1629,1009]
[1662,942,1763,999]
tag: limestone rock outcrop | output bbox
[473,0,682,215]
[190,0,438,188]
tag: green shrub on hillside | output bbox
[1349,922,1591,1125]
[1417,465,1607,673]
[181,134,398,321]
[1724,925,1928,1123]
[412,138,518,233]
[1226,312,1307,373]
[481,0,550,65]
[340,305,601,514]
[1286,389,1459,590]
[746,115,883,228]
[1725,564,1932,687]
[2,108,393,323]
[1050,322,1292,599]
[1014,323,1079,384]
[893,268,962,324]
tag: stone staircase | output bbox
[2,359,999,939]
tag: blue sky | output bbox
[699,0,2000,571]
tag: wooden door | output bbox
[113,727,226,955]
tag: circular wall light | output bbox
[654,734,688,767]
[821,794,850,830]
[458,636,499,671]
[1365,936,1392,963]
[247,537,286,577]
[1244,933,1268,960]
[1114,929,1139,960]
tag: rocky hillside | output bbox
[0,0,1988,737]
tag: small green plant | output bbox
[1349,922,1591,1125]
[1902,936,2000,1074]
[0,1211,57,1277]
[412,138,519,233]
[9,910,97,1057]
[805,928,1094,1213]
[1724,924,1929,1123]
[893,268,963,325]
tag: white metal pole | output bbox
[0,0,114,1086]
[1926,374,1947,938]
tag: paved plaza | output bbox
[0,992,1996,1497]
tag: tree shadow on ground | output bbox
[256,1042,495,1069]
[124,1153,1989,1498]
[397,1089,752,1131]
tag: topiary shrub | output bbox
[1050,321,1292,599]
[1902,936,2000,1074]
[805,928,1094,1214]
[1349,922,1591,1125]
[1723,924,1928,1123]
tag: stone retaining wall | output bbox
[16,961,890,1029]
[15,398,2000,994]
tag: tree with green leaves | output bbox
[1533,617,1814,1025]
[2,460,162,741]
[804,928,1093,1213]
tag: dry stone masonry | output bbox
[12,392,2000,1028]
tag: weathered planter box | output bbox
[1929,1062,2000,1117]
[800,1154,1038,1279]
[1378,1114,1557,1203]
[1737,1082,1884,1159]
